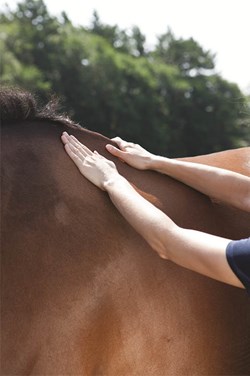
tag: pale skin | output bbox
[61,132,250,289]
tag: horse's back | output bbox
[186,146,250,175]
[1,121,250,375]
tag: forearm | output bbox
[104,175,177,259]
[106,137,249,211]
[103,174,242,287]
[149,156,250,211]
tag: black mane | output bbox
[0,87,80,129]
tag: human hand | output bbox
[61,132,120,190]
[106,137,154,170]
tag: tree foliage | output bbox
[1,0,248,156]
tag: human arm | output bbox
[106,138,250,212]
[61,132,244,289]
[104,176,242,288]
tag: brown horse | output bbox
[1,89,250,375]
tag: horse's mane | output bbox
[0,87,80,129]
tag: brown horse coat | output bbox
[2,108,250,374]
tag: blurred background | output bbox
[1,0,249,156]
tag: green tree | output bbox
[152,29,247,155]
[89,11,146,57]
[0,0,62,97]
[1,0,248,156]
[154,29,215,76]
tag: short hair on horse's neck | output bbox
[0,87,80,129]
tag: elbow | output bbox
[238,193,250,213]
[147,221,178,260]
[157,248,170,260]
[149,238,170,260]
[235,180,250,212]
[242,196,250,213]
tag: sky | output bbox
[2,0,250,93]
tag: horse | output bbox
[1,89,250,375]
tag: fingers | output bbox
[106,144,124,157]
[62,132,108,167]
[61,133,69,145]
[64,143,85,171]
[62,132,127,164]
[107,136,131,157]
[111,136,130,151]
[62,132,92,157]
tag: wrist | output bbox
[102,174,126,191]
[149,155,173,173]
[144,154,163,170]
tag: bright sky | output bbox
[2,0,250,93]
